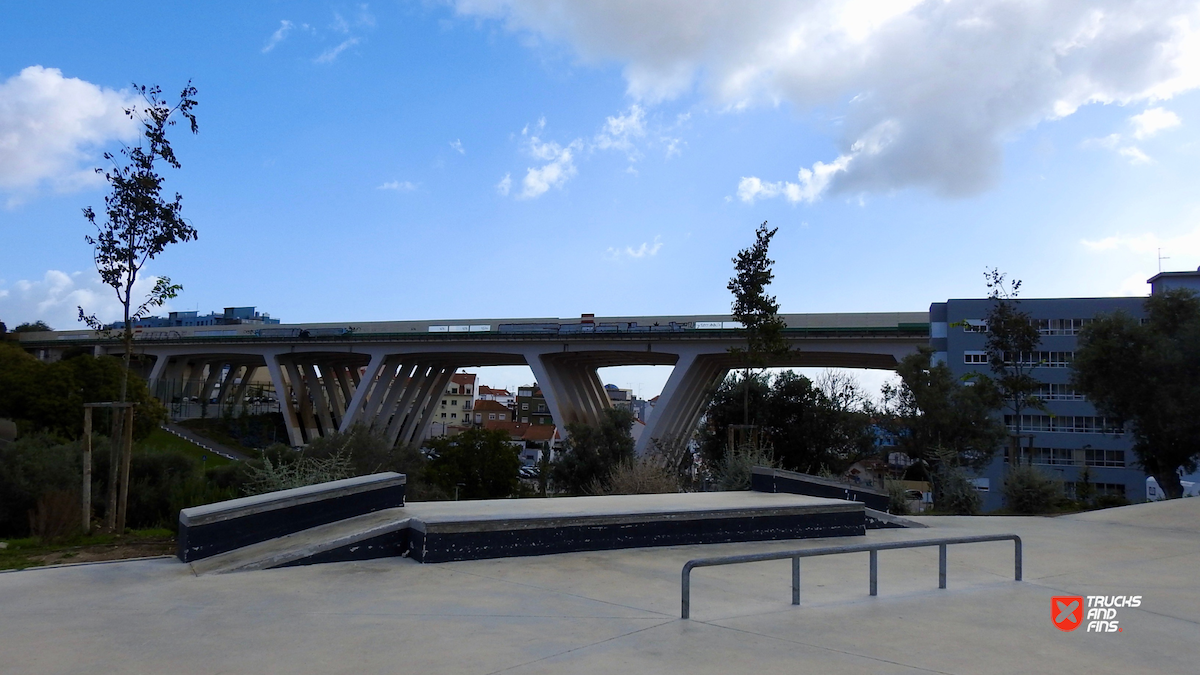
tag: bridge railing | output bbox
[680,533,1022,619]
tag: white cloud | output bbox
[517,132,581,199]
[0,270,166,329]
[593,104,646,159]
[455,1,1200,200]
[1083,132,1154,165]
[607,235,663,260]
[0,66,138,196]
[262,20,294,53]
[1118,145,1152,164]
[1082,226,1200,256]
[1130,107,1182,139]
[495,173,512,196]
[450,139,465,154]
[315,38,360,63]
[377,180,417,191]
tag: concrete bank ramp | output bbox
[1062,496,1200,533]
[190,509,410,575]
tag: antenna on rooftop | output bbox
[1158,248,1170,273]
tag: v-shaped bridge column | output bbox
[523,349,611,429]
[635,350,732,456]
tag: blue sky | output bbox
[3,1,1200,396]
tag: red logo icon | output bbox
[1052,596,1084,631]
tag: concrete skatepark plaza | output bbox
[2,497,1198,674]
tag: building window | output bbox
[522,403,529,410]
[451,400,458,406]
[1084,448,1126,467]
[441,412,447,418]
[522,417,528,423]
[537,404,546,412]
[962,320,988,333]
[1002,351,1074,367]
[499,414,506,420]
[1005,415,1124,434]
[450,413,457,419]
[1037,383,1085,401]
[964,351,988,364]
[489,413,497,420]
[475,413,482,423]
[451,387,459,394]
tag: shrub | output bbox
[242,446,354,496]
[28,489,81,542]
[587,458,679,495]
[935,465,982,515]
[713,444,778,491]
[1003,464,1061,514]
[885,480,911,516]
[0,434,82,537]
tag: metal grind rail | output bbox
[681,534,1022,619]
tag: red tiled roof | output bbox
[450,372,477,386]
[472,399,511,413]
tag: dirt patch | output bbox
[30,540,175,566]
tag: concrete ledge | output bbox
[177,472,406,563]
[864,508,928,529]
[752,466,891,512]
[404,492,865,564]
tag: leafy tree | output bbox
[12,320,53,333]
[696,372,770,468]
[728,222,790,426]
[78,82,199,407]
[0,342,164,440]
[425,427,522,499]
[881,346,1005,476]
[1071,288,1200,498]
[0,320,7,336]
[698,370,875,476]
[981,269,1045,463]
[552,407,636,495]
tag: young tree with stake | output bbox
[78,82,198,531]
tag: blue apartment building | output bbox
[928,267,1200,511]
[930,296,1145,511]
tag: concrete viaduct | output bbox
[19,312,929,455]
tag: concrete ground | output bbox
[2,498,1197,675]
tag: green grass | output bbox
[0,528,175,571]
[137,428,234,467]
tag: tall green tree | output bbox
[552,408,636,495]
[981,269,1044,464]
[425,427,522,500]
[78,82,199,407]
[1072,288,1200,499]
[881,346,1006,475]
[728,222,790,427]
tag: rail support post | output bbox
[869,549,878,596]
[791,557,800,605]
[938,544,948,589]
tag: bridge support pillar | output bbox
[635,351,733,456]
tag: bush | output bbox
[0,434,82,538]
[587,458,679,495]
[935,465,982,515]
[713,444,778,491]
[885,480,911,516]
[242,445,354,496]
[1003,464,1061,514]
